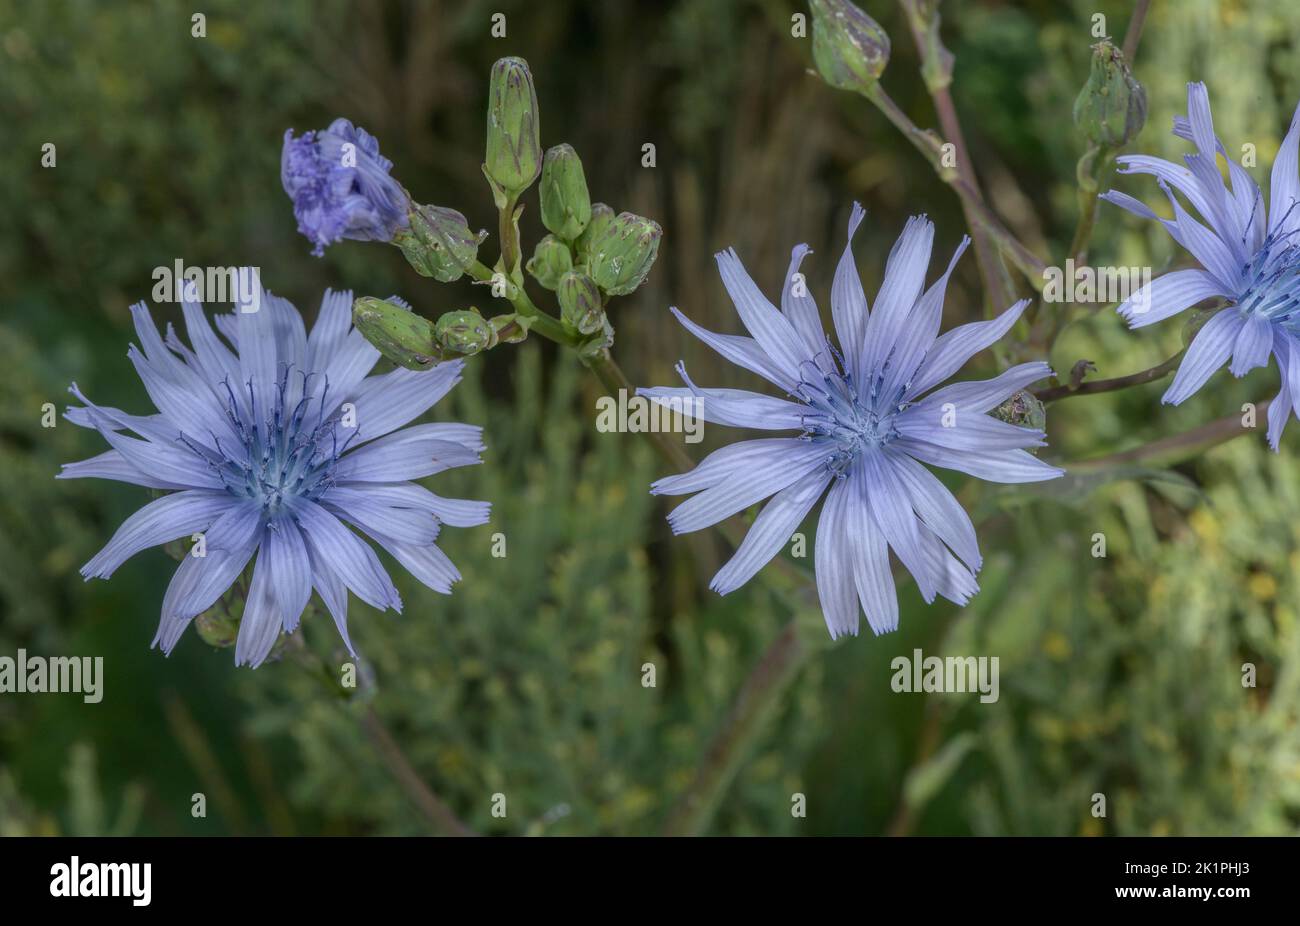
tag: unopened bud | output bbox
[435,309,497,356]
[1073,39,1146,148]
[485,56,542,197]
[525,234,573,291]
[575,202,615,262]
[810,0,890,94]
[587,212,662,296]
[394,204,482,282]
[557,271,604,335]
[353,296,441,370]
[540,144,592,241]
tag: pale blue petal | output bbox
[860,450,937,603]
[906,299,1031,399]
[780,244,828,362]
[845,470,897,634]
[1162,308,1243,405]
[665,441,828,534]
[715,248,808,378]
[709,470,831,595]
[830,203,869,383]
[348,360,465,444]
[650,438,810,496]
[668,306,797,392]
[860,215,934,383]
[895,438,1064,483]
[262,515,313,633]
[884,447,981,571]
[814,475,859,639]
[1116,268,1228,328]
[81,490,234,579]
[292,499,401,612]
[914,361,1052,415]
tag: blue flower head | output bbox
[1102,82,1300,449]
[639,206,1062,638]
[281,118,410,256]
[60,282,489,667]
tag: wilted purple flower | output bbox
[639,206,1061,637]
[59,283,489,667]
[281,118,409,256]
[1102,82,1300,449]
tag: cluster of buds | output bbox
[352,55,662,370]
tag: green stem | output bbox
[897,0,1015,316]
[661,620,811,835]
[1033,348,1184,403]
[862,83,1048,292]
[467,259,578,347]
[1067,399,1269,472]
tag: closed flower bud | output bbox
[575,202,615,262]
[539,144,593,241]
[588,212,662,296]
[525,234,573,290]
[810,0,890,94]
[1073,39,1147,148]
[394,204,482,282]
[557,271,604,335]
[352,296,442,370]
[992,390,1047,433]
[435,310,497,356]
[485,56,542,197]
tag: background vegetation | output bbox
[1,0,1298,835]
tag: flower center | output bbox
[1238,222,1300,330]
[795,355,900,476]
[183,366,353,515]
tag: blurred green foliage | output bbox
[1,0,1299,836]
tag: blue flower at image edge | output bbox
[639,205,1062,638]
[60,285,489,667]
[281,118,409,256]
[1102,82,1300,449]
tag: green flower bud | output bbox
[557,271,604,335]
[992,390,1047,433]
[525,234,573,291]
[194,595,243,649]
[435,309,497,356]
[810,0,890,94]
[540,144,592,241]
[485,56,541,197]
[574,202,615,262]
[1072,39,1147,148]
[393,204,482,282]
[587,212,662,296]
[352,296,442,370]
